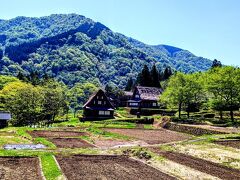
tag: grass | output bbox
[40,154,63,180]
[34,138,56,149]
[86,126,131,140]
[144,124,154,129]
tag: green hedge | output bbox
[129,108,176,116]
[95,117,154,124]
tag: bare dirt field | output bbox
[48,138,95,148]
[0,157,43,180]
[103,128,190,144]
[149,147,240,180]
[56,155,176,180]
[29,130,87,138]
[215,140,240,149]
[94,139,148,148]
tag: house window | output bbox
[105,111,110,115]
[98,101,102,105]
[99,111,111,116]
[152,102,157,107]
[130,102,138,106]
[99,111,105,115]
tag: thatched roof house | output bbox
[82,89,115,120]
[128,86,163,108]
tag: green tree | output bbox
[42,80,67,122]
[68,82,98,117]
[150,64,161,88]
[1,81,44,126]
[160,72,186,118]
[125,77,134,91]
[160,72,205,119]
[207,66,240,122]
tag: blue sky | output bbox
[0,0,240,66]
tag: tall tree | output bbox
[137,65,152,86]
[160,72,205,119]
[160,72,186,118]
[0,48,3,60]
[211,59,222,68]
[150,64,161,88]
[125,77,134,91]
[207,66,240,122]
[163,67,173,80]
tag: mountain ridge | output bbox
[0,14,212,88]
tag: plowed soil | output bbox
[48,138,95,148]
[0,157,43,180]
[29,130,87,138]
[215,140,240,149]
[56,155,176,180]
[149,147,240,180]
[103,128,189,144]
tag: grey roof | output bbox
[0,112,11,120]
[83,89,114,109]
[136,86,163,101]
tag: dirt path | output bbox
[103,128,190,145]
[56,155,176,180]
[149,147,240,180]
[48,138,95,148]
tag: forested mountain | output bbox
[0,14,212,88]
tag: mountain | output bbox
[0,14,212,88]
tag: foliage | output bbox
[0,79,68,126]
[68,82,98,117]
[160,72,206,118]
[206,66,240,121]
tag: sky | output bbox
[0,0,239,66]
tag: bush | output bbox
[130,108,176,116]
[203,113,215,118]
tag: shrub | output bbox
[203,113,215,118]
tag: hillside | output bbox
[0,14,212,88]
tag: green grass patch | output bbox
[86,127,131,140]
[40,154,62,180]
[33,138,56,149]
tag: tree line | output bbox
[125,64,173,91]
[0,74,98,126]
[160,65,240,122]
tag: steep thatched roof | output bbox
[136,86,163,101]
[83,89,114,108]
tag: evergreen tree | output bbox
[17,72,28,82]
[0,48,3,60]
[150,64,161,88]
[211,59,222,68]
[141,65,152,86]
[163,67,173,80]
[125,77,134,91]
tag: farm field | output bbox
[56,155,176,180]
[1,111,240,179]
[0,157,43,180]
[103,128,190,144]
